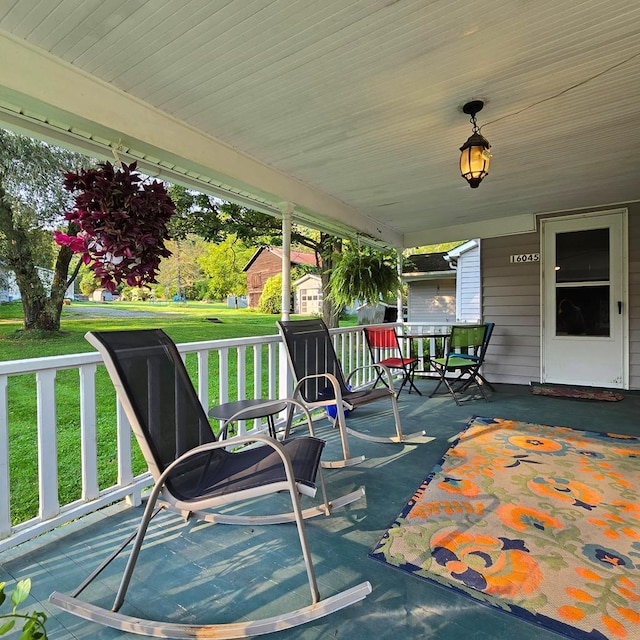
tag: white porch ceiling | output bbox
[0,0,639,249]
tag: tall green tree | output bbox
[155,236,208,299]
[167,185,354,326]
[197,235,253,302]
[78,266,99,296]
[0,129,91,332]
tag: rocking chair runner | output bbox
[278,319,431,468]
[50,329,370,639]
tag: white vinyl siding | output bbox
[456,242,481,322]
[407,279,456,325]
[481,232,541,386]
[627,205,640,387]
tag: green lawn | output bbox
[1,301,356,524]
[0,300,287,361]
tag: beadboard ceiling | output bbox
[0,0,639,248]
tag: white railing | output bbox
[0,322,448,551]
[0,324,375,551]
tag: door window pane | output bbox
[556,286,610,337]
[556,228,609,283]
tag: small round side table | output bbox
[208,398,288,439]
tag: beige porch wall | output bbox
[481,202,640,389]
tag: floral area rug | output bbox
[370,417,640,640]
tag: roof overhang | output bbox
[402,271,456,282]
[0,31,400,249]
[1,2,639,249]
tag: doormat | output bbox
[530,383,624,402]
[369,416,640,640]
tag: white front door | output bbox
[541,210,628,388]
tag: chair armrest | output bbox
[345,363,397,393]
[291,372,350,407]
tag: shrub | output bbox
[0,579,47,639]
[258,274,295,314]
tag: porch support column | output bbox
[280,203,294,321]
[279,202,295,402]
[397,249,404,325]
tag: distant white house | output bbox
[445,239,482,323]
[402,240,481,324]
[0,264,74,302]
[356,302,400,325]
[293,273,323,316]
[91,288,113,302]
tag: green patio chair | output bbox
[429,323,492,405]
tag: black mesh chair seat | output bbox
[170,436,324,501]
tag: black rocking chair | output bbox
[278,319,432,468]
[50,329,370,638]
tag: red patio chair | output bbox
[363,326,422,396]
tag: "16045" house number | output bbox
[510,253,540,263]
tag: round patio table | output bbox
[208,398,288,440]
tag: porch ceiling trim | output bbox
[402,271,456,282]
[403,213,537,247]
[0,31,401,250]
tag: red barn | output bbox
[243,246,318,308]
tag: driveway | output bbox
[64,304,177,318]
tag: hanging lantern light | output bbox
[459,100,491,188]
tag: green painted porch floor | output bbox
[2,380,638,640]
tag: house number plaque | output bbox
[510,253,539,263]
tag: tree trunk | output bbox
[9,229,51,331]
[45,241,77,329]
[320,235,344,328]
[0,186,75,332]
